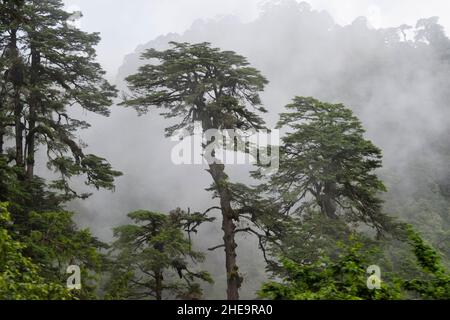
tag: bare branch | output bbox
[208,244,225,251]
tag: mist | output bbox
[55,0,450,299]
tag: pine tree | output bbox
[106,209,213,300]
[255,97,397,235]
[121,42,268,300]
[0,0,121,202]
[0,0,121,298]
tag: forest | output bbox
[0,0,450,301]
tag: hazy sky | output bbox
[62,0,450,79]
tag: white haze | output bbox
[53,0,450,299]
[63,0,450,80]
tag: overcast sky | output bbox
[63,0,450,80]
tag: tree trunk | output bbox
[0,90,4,155]
[321,181,338,219]
[198,98,241,299]
[0,125,4,155]
[208,162,241,300]
[155,271,163,301]
[9,29,25,171]
[14,89,23,169]
[26,45,40,180]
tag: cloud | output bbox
[63,0,450,79]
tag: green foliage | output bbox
[402,226,450,299]
[0,1,120,300]
[260,227,450,300]
[0,157,24,203]
[121,41,270,299]
[122,41,268,135]
[21,210,107,299]
[259,237,402,300]
[252,97,450,301]
[0,0,121,200]
[0,202,72,300]
[105,209,213,300]
[271,211,355,268]
[1,1,449,301]
[0,155,107,300]
[255,97,398,235]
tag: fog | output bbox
[63,0,450,80]
[57,0,450,299]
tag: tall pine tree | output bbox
[0,0,121,204]
[122,42,268,300]
[0,0,121,298]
